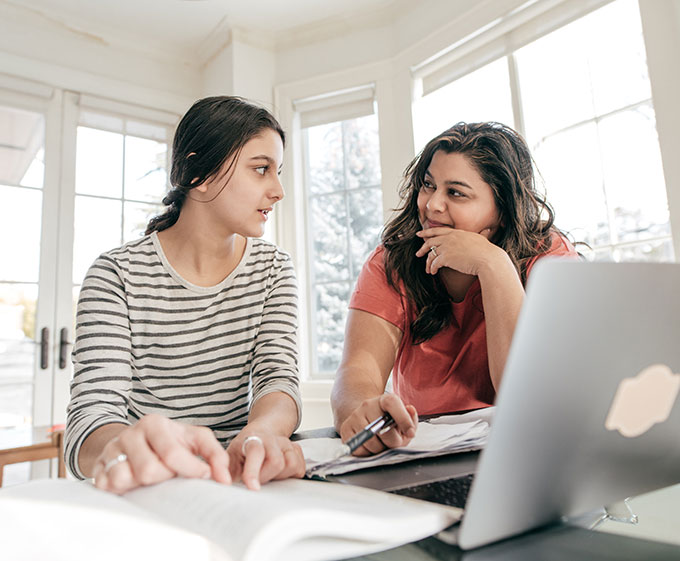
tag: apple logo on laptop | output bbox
[605,364,680,437]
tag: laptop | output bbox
[331,259,680,549]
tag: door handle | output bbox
[40,327,49,369]
[59,327,72,369]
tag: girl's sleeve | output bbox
[250,251,302,430]
[65,255,133,479]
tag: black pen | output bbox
[337,413,395,457]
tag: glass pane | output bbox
[0,185,42,282]
[73,196,122,285]
[124,136,168,203]
[413,57,514,152]
[124,201,162,243]
[345,115,381,189]
[306,122,344,195]
[599,105,670,244]
[584,0,651,117]
[612,239,674,263]
[517,0,651,142]
[309,193,349,283]
[314,281,351,375]
[349,188,383,280]
[0,105,44,189]
[75,127,123,198]
[533,123,610,248]
[0,283,37,427]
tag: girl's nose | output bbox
[270,176,285,202]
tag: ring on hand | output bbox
[241,435,263,455]
[103,453,128,473]
[430,246,438,257]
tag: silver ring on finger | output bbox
[430,245,437,257]
[104,453,128,473]
[241,435,263,455]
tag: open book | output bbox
[0,476,462,561]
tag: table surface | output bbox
[293,426,680,560]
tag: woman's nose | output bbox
[426,189,445,212]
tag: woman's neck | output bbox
[156,213,246,287]
[439,269,477,302]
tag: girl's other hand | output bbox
[227,433,305,490]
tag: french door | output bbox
[0,82,173,482]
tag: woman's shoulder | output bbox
[545,230,578,257]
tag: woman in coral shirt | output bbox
[332,122,577,455]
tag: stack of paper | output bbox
[300,408,493,479]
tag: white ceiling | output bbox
[2,0,405,54]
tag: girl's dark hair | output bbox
[145,96,285,234]
[382,121,557,344]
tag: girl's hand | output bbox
[92,414,231,495]
[415,226,502,276]
[227,432,305,490]
[338,393,418,456]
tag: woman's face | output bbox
[197,128,284,238]
[416,150,501,237]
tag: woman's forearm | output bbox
[477,250,525,391]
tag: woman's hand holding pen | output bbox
[92,415,231,495]
[339,393,418,456]
[416,226,503,277]
[227,430,305,491]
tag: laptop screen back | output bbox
[459,260,680,549]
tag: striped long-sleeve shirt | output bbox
[65,232,301,479]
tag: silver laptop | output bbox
[335,259,680,549]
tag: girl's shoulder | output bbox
[94,234,157,269]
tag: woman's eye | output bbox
[255,166,268,176]
[422,181,434,191]
[449,188,464,198]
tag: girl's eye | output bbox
[422,181,434,192]
[255,166,268,176]
[449,189,464,198]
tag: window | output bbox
[302,113,383,377]
[0,103,45,427]
[413,0,673,262]
[73,112,170,291]
[413,57,515,152]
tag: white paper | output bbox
[300,410,493,478]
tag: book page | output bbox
[0,479,230,561]
[125,477,462,561]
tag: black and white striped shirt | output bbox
[65,233,301,479]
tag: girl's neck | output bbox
[156,213,246,287]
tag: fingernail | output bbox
[202,469,211,479]
[249,478,261,491]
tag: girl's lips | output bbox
[258,209,271,220]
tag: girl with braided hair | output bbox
[66,96,304,494]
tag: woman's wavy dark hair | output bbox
[145,96,285,234]
[383,121,557,344]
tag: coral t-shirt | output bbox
[349,235,577,416]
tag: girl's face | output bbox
[417,150,501,237]
[197,128,284,238]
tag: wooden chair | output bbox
[0,425,66,487]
